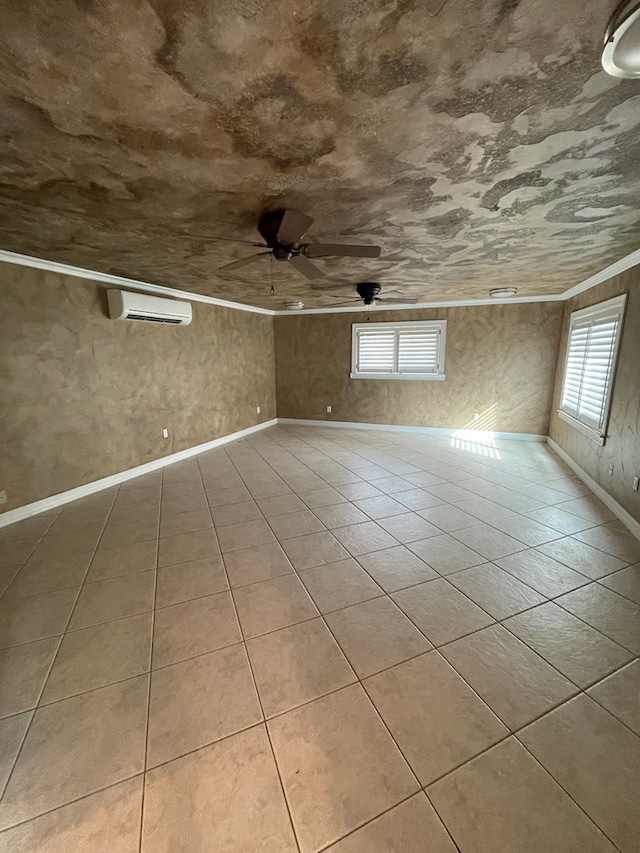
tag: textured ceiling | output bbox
[1,0,640,309]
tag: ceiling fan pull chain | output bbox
[269,256,275,293]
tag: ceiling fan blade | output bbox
[376,297,420,304]
[325,301,361,307]
[376,290,409,299]
[277,210,314,245]
[304,243,381,259]
[326,295,360,300]
[288,254,325,280]
[220,251,271,272]
[179,234,261,245]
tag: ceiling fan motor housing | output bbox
[357,282,381,304]
[258,209,298,260]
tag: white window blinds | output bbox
[351,321,446,380]
[559,294,626,440]
[356,328,396,374]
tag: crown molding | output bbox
[277,293,565,315]
[562,247,640,299]
[0,249,276,316]
[1,244,638,316]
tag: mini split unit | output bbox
[107,289,192,325]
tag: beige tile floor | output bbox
[0,425,639,852]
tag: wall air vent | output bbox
[107,290,193,325]
[125,314,183,324]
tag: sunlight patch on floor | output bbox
[451,404,500,458]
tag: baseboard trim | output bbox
[548,438,640,540]
[0,419,278,528]
[9,421,636,537]
[276,418,547,442]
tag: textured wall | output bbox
[549,269,640,522]
[1,1,639,309]
[275,303,563,435]
[0,263,276,511]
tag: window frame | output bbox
[350,320,447,381]
[557,293,627,445]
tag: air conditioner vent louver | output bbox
[107,290,192,325]
[125,314,183,324]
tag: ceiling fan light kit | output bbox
[602,0,640,78]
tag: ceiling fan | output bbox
[327,282,420,306]
[218,209,381,281]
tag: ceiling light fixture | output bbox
[284,300,305,310]
[602,1,640,78]
[490,287,518,298]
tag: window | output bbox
[351,320,446,380]
[558,294,626,443]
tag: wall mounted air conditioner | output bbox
[107,289,193,325]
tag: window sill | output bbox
[350,373,445,381]
[557,410,605,445]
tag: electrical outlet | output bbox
[608,464,614,477]
[256,406,261,414]
[162,428,169,439]
[473,412,480,421]
[634,476,640,493]
[0,490,7,505]
[326,405,332,413]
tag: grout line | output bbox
[0,426,636,850]
[0,772,145,837]
[421,788,468,853]
[0,488,118,802]
[511,734,625,853]
[311,790,461,853]
[2,663,634,847]
[214,450,303,853]
[247,430,640,734]
[4,540,608,654]
[15,580,633,720]
[593,575,640,608]
[551,594,640,657]
[136,478,161,853]
[244,433,560,851]
[246,433,632,610]
[229,436,516,841]
[0,514,57,547]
